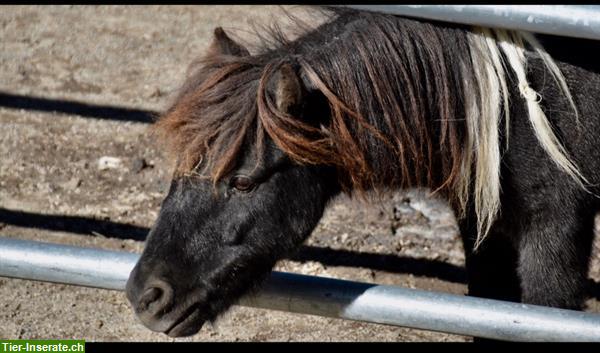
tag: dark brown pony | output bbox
[126,7,600,338]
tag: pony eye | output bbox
[231,175,255,192]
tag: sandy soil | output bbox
[0,5,598,342]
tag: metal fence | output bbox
[338,5,600,41]
[1,237,600,341]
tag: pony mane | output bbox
[155,7,584,248]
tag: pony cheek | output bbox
[222,215,255,245]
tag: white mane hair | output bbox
[461,28,585,247]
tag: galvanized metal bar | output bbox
[337,5,600,41]
[1,237,600,341]
[0,237,137,290]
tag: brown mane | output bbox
[152,7,583,246]
[154,8,467,198]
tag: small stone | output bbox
[64,177,81,189]
[98,156,123,170]
[149,87,164,98]
[340,233,349,243]
[131,158,152,173]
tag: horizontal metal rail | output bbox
[1,237,599,341]
[337,5,600,41]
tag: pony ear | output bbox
[275,63,304,115]
[207,27,250,57]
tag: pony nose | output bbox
[131,279,174,316]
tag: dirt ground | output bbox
[0,5,599,342]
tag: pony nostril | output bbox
[136,281,173,315]
[139,287,162,311]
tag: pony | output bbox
[125,7,600,338]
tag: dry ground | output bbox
[0,5,599,342]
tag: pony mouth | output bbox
[165,304,207,337]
